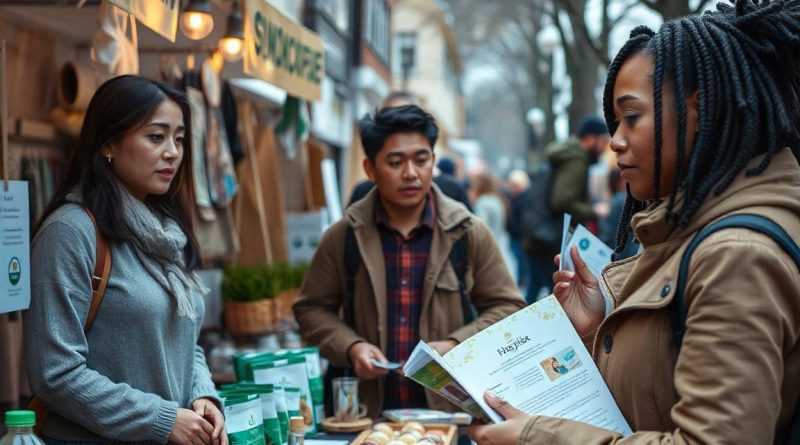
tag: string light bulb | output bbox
[218,1,244,62]
[179,0,214,40]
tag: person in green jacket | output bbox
[547,116,610,225]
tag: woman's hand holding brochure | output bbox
[552,246,606,339]
[468,392,532,445]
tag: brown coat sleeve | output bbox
[518,233,800,444]
[448,219,526,343]
[292,223,364,368]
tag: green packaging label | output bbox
[224,396,265,445]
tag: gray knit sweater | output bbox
[24,204,218,444]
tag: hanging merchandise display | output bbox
[106,0,180,43]
[201,61,238,208]
[186,86,216,221]
[90,1,139,81]
[275,97,308,161]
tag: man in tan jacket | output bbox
[293,105,524,418]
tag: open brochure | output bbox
[559,214,613,277]
[403,296,632,436]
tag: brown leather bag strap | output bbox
[82,207,111,333]
[28,208,111,433]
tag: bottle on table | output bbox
[1,411,46,445]
[287,416,305,445]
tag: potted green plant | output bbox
[222,265,276,336]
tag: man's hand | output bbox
[468,392,531,445]
[428,340,458,356]
[348,342,390,379]
[192,398,227,445]
[168,408,214,445]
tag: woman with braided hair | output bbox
[469,1,800,443]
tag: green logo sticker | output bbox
[579,239,590,250]
[9,257,21,286]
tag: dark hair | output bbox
[437,157,456,176]
[34,75,201,269]
[359,104,439,163]
[577,115,609,138]
[604,0,800,254]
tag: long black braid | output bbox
[605,0,800,255]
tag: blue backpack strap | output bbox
[344,226,362,327]
[449,232,475,325]
[671,214,800,353]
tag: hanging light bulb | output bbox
[218,1,244,62]
[180,0,214,40]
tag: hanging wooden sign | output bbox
[106,0,179,42]
[244,0,325,102]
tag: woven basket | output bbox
[224,299,276,336]
[275,288,300,322]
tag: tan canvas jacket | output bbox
[519,149,800,444]
[293,184,525,418]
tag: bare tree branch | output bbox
[610,0,641,28]
[554,0,610,66]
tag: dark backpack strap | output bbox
[449,232,474,325]
[671,214,800,353]
[671,214,800,445]
[344,225,361,327]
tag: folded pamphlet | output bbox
[403,296,632,435]
[559,214,613,277]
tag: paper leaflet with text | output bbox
[403,296,632,435]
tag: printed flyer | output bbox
[404,296,632,435]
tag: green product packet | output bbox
[236,347,324,430]
[223,395,265,445]
[219,384,283,445]
[251,356,317,434]
[233,352,260,382]
[284,387,302,419]
[273,386,290,444]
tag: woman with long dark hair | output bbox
[469,1,800,443]
[24,75,226,445]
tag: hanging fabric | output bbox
[90,1,139,81]
[275,96,308,160]
[201,60,238,208]
[185,86,216,221]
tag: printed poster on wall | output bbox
[1,181,30,314]
[106,0,179,42]
[244,0,325,101]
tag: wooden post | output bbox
[1,40,9,192]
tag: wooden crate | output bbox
[351,423,457,445]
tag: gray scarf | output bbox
[67,185,208,319]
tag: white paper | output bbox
[1,181,30,314]
[406,297,632,436]
[560,223,613,277]
[559,213,573,271]
[371,358,403,370]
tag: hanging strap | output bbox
[671,214,800,353]
[28,207,112,433]
[448,233,474,325]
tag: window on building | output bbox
[393,31,417,79]
[365,0,390,64]
[316,0,349,33]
